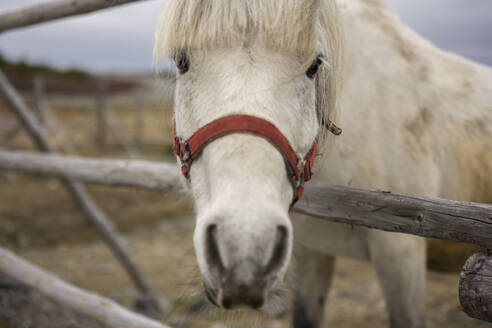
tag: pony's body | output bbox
[296,0,492,269]
[293,1,492,327]
[322,0,492,202]
[154,0,492,327]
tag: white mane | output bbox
[154,0,344,145]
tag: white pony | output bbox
[155,0,492,327]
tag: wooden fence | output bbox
[1,150,491,250]
[0,0,164,326]
[0,0,491,326]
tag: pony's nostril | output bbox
[264,225,288,276]
[222,296,233,309]
[220,284,265,309]
[205,224,225,274]
[248,294,264,309]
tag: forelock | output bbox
[154,0,345,150]
[154,0,321,61]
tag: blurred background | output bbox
[0,1,490,327]
[1,0,491,72]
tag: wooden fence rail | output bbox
[0,150,184,194]
[1,149,491,249]
[0,247,170,328]
[0,0,151,33]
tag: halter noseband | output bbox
[173,114,318,208]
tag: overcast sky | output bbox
[0,0,490,73]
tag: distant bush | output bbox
[0,52,90,81]
[0,52,138,95]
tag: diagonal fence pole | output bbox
[0,70,163,314]
[0,0,151,33]
[0,247,171,328]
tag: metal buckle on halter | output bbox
[175,137,192,180]
[295,156,306,188]
[288,157,307,209]
[291,154,306,194]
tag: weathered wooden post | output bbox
[459,251,492,323]
[96,79,107,150]
[134,90,144,148]
[33,75,45,123]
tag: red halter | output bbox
[173,115,318,208]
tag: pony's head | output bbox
[155,0,342,309]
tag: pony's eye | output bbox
[306,55,323,79]
[176,51,190,74]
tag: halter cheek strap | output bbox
[173,114,318,208]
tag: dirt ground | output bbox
[0,175,488,328]
[0,99,488,327]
